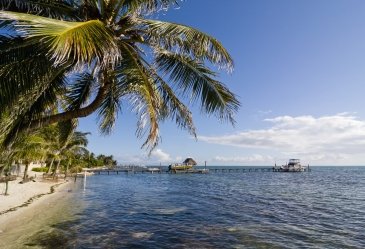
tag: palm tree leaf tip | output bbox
[155,50,239,123]
[0,11,120,66]
[141,19,234,71]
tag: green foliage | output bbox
[0,0,240,152]
[31,167,48,172]
[69,165,83,174]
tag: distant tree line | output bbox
[0,121,117,179]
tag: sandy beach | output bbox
[0,176,72,234]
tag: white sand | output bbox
[0,176,71,232]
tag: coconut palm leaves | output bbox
[10,131,47,180]
[0,11,119,66]
[141,19,234,70]
[39,120,88,175]
[0,0,240,151]
[53,129,89,176]
[155,50,238,122]
[0,0,74,18]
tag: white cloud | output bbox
[199,113,365,164]
[116,149,173,165]
[150,149,172,162]
[115,155,145,165]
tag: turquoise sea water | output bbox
[27,167,365,248]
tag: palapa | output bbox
[183,158,197,166]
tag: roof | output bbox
[183,158,197,165]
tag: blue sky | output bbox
[79,0,365,166]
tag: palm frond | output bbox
[10,132,47,160]
[0,37,43,70]
[97,73,122,134]
[0,40,69,117]
[0,19,16,35]
[155,50,239,123]
[57,119,77,148]
[19,68,68,119]
[141,19,233,71]
[60,130,88,159]
[0,54,56,114]
[76,0,100,20]
[116,42,162,150]
[0,11,120,66]
[121,0,178,15]
[0,0,76,19]
[70,131,89,147]
[106,0,125,23]
[66,72,95,111]
[154,75,196,137]
[0,67,68,147]
[0,38,64,116]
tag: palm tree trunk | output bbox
[29,84,108,129]
[40,156,46,168]
[16,161,21,176]
[3,83,110,148]
[48,158,55,174]
[23,163,29,181]
[53,160,61,179]
[5,180,9,195]
[65,160,71,180]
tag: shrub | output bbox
[32,167,49,172]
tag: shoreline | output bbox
[0,177,73,233]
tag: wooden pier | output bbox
[88,167,311,175]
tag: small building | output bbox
[168,158,198,173]
[183,158,197,166]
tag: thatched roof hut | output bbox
[183,158,197,166]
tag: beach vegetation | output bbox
[10,133,47,181]
[0,0,240,152]
[37,120,89,177]
[31,167,49,173]
[0,119,114,181]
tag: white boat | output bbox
[147,167,160,172]
[77,171,94,177]
[274,159,308,172]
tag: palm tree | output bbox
[10,133,47,181]
[38,120,88,177]
[0,0,240,151]
[40,123,61,174]
[56,130,89,178]
[0,148,12,195]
